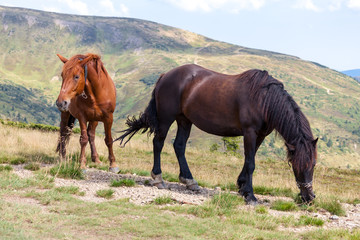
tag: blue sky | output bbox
[1,0,360,71]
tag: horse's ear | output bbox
[285,142,296,153]
[312,138,318,147]
[57,54,68,63]
[80,53,100,66]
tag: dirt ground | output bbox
[12,165,360,231]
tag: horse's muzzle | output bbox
[56,100,70,112]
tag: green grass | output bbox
[254,185,295,198]
[110,179,136,187]
[9,157,26,165]
[255,205,269,214]
[298,215,324,227]
[271,200,298,211]
[154,195,174,205]
[0,165,13,171]
[186,192,245,218]
[24,162,40,171]
[96,189,115,199]
[315,198,346,216]
[55,186,85,196]
[49,161,84,180]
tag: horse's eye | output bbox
[74,75,80,81]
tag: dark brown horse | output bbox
[56,53,119,173]
[116,64,318,203]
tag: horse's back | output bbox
[155,64,264,136]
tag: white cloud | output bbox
[328,0,343,11]
[119,3,129,16]
[164,0,266,13]
[100,0,116,12]
[347,0,360,9]
[293,0,321,12]
[58,0,89,15]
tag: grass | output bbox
[255,205,268,214]
[24,162,41,171]
[271,200,298,211]
[96,189,115,199]
[254,185,295,198]
[298,215,324,227]
[154,195,174,205]
[55,186,85,196]
[315,198,346,216]
[0,123,359,239]
[0,165,13,171]
[110,179,136,187]
[49,161,84,180]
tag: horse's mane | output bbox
[239,69,316,172]
[62,53,108,80]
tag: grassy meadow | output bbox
[0,122,360,239]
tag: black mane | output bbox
[241,69,316,171]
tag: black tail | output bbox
[115,87,159,146]
[56,114,76,153]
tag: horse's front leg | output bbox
[57,111,71,160]
[78,119,88,170]
[237,135,265,194]
[239,128,258,204]
[103,115,119,173]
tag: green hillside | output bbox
[0,5,359,168]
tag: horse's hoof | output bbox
[179,176,200,191]
[153,181,167,189]
[109,167,120,173]
[245,194,258,205]
[151,171,166,189]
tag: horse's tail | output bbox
[115,76,162,146]
[56,114,76,154]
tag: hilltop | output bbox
[0,5,359,168]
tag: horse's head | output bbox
[55,54,97,112]
[286,138,318,203]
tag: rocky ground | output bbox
[11,165,360,231]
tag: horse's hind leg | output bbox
[151,121,173,189]
[173,117,199,191]
[103,115,118,173]
[87,121,101,164]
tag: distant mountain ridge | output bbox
[0,5,359,168]
[342,69,360,77]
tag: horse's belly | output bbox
[186,112,243,137]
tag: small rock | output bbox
[214,187,221,192]
[330,215,339,220]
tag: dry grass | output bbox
[1,123,359,203]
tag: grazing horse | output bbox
[55,53,119,173]
[116,64,318,203]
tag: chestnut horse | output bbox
[116,64,318,204]
[56,53,119,173]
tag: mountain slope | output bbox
[0,5,359,168]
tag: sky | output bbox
[1,0,359,71]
